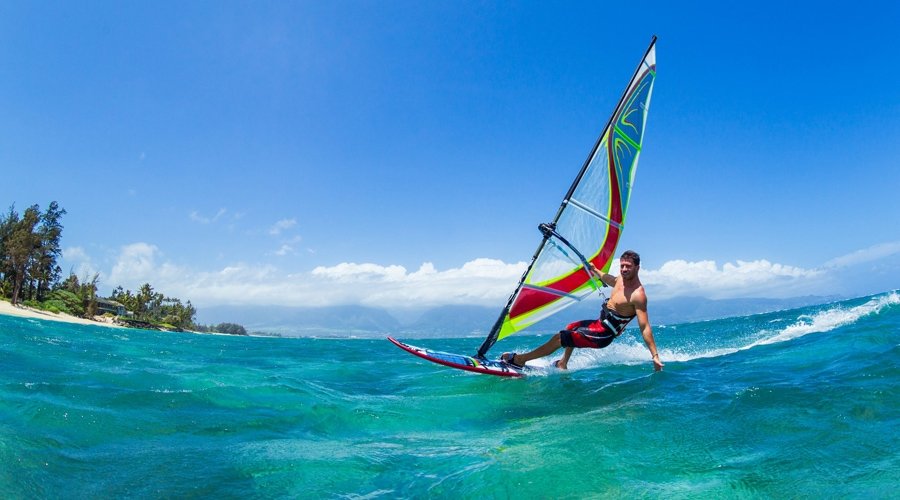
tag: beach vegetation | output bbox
[195,322,248,335]
[41,300,66,315]
[2,200,246,334]
[59,272,99,318]
[1,202,66,307]
[46,289,84,316]
[110,284,197,330]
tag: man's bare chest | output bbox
[607,286,636,316]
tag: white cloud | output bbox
[269,218,297,235]
[62,246,89,262]
[61,246,98,278]
[270,234,303,257]
[642,259,823,299]
[108,242,159,282]
[274,245,295,256]
[98,252,823,308]
[303,259,526,308]
[312,262,409,282]
[824,241,900,269]
[105,243,187,291]
[85,240,899,310]
[97,251,526,309]
[361,259,528,307]
[190,208,227,224]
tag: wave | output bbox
[748,290,898,348]
[561,291,900,370]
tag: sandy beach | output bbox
[0,300,126,329]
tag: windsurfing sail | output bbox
[477,36,657,358]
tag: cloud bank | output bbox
[824,241,900,269]
[642,259,823,300]
[60,241,900,310]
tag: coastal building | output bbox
[96,298,127,317]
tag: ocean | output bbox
[1,291,897,498]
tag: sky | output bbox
[2,1,899,315]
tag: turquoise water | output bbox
[1,291,898,498]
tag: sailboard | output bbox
[388,337,529,377]
[389,36,657,376]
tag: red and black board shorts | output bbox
[559,319,616,349]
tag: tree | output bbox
[1,202,67,305]
[6,205,40,305]
[81,273,100,318]
[215,323,247,335]
[0,205,19,293]
[136,283,154,320]
[61,273,81,294]
[33,202,66,301]
[180,300,197,329]
[110,286,137,314]
[0,202,213,330]
[58,271,100,317]
[109,284,196,329]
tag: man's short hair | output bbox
[620,250,640,267]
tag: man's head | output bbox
[620,250,640,267]
[619,250,640,279]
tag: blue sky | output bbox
[2,1,898,312]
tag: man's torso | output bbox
[606,278,643,318]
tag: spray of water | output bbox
[560,291,899,370]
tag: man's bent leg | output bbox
[515,333,563,364]
[555,346,574,369]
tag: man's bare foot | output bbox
[501,352,524,368]
[552,359,568,370]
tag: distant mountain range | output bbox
[196,295,841,338]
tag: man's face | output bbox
[619,258,638,279]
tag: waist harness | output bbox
[600,298,636,337]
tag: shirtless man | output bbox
[501,250,664,371]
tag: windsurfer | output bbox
[501,250,664,371]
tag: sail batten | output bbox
[476,37,657,358]
[521,284,584,301]
[567,198,623,229]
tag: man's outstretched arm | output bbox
[635,298,663,371]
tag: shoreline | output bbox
[0,299,128,329]
[0,300,246,336]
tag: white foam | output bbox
[548,337,664,370]
[559,291,900,368]
[747,290,898,349]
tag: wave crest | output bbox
[567,291,899,368]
